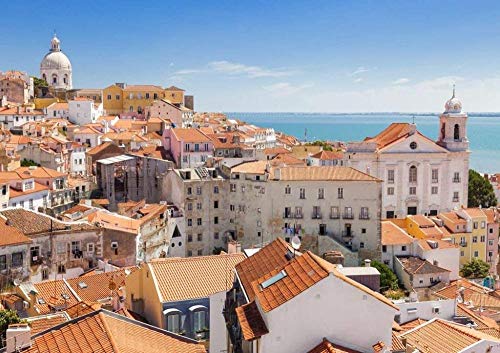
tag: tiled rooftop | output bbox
[235,301,269,341]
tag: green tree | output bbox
[468,169,497,207]
[20,159,40,167]
[460,258,490,278]
[0,309,23,346]
[371,260,399,291]
[32,76,48,88]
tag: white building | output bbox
[44,102,69,119]
[70,143,86,176]
[345,90,469,219]
[226,238,398,353]
[68,98,103,125]
[40,34,72,90]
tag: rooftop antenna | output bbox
[412,115,415,124]
[291,235,301,258]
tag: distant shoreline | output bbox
[224,112,500,117]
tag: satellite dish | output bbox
[291,236,301,250]
[124,269,131,276]
[13,279,20,286]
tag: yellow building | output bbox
[438,211,477,267]
[102,84,185,115]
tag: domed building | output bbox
[40,34,72,90]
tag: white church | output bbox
[345,89,470,218]
[40,34,72,90]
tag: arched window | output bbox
[163,308,181,333]
[441,123,446,140]
[42,74,47,82]
[137,106,143,114]
[454,124,460,141]
[409,165,417,183]
[129,106,134,112]
[63,74,68,84]
[52,74,58,84]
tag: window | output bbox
[409,186,416,195]
[460,251,464,257]
[473,222,478,229]
[196,186,202,195]
[193,310,206,333]
[214,232,219,240]
[473,236,478,243]
[344,207,353,219]
[145,93,150,99]
[188,234,193,242]
[12,252,23,267]
[187,219,192,227]
[0,255,6,270]
[359,242,365,248]
[214,216,219,224]
[214,200,219,209]
[382,245,387,253]
[330,206,339,219]
[432,169,439,183]
[387,170,395,184]
[187,203,193,211]
[197,218,202,226]
[318,188,324,199]
[214,186,219,194]
[409,166,417,183]
[481,221,486,229]
[196,203,202,210]
[230,204,235,211]
[30,246,40,265]
[386,211,395,219]
[360,207,369,219]
[474,251,479,258]
[387,187,394,195]
[230,184,236,192]
[187,250,193,257]
[489,240,494,246]
[431,186,438,195]
[299,188,305,199]
[410,142,417,150]
[295,206,303,218]
[58,263,66,273]
[107,94,112,100]
[197,233,202,241]
[71,241,82,258]
[361,228,366,234]
[453,192,459,202]
[166,313,180,333]
[87,243,95,253]
[454,124,460,140]
[402,246,407,251]
[285,185,291,194]
[453,172,460,183]
[338,188,343,199]
[481,235,485,242]
[187,187,192,195]
[197,249,203,256]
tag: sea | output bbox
[226,113,500,174]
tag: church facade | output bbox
[40,34,72,90]
[344,90,469,219]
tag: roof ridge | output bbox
[97,312,121,353]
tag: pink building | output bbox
[162,128,213,168]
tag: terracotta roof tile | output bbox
[307,338,361,353]
[235,301,269,341]
[363,123,414,149]
[235,238,291,301]
[399,318,428,333]
[26,313,68,335]
[400,318,500,353]
[0,218,31,246]
[148,253,245,302]
[65,301,102,319]
[0,209,97,236]
[29,280,80,315]
[171,128,212,143]
[231,160,268,175]
[310,150,344,160]
[275,166,380,182]
[381,221,414,246]
[397,256,450,275]
[391,331,405,352]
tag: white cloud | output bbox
[354,77,363,83]
[171,61,295,79]
[208,61,294,78]
[350,66,370,76]
[392,78,410,85]
[262,82,313,96]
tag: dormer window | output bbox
[24,181,34,190]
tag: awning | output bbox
[163,308,182,315]
[188,305,207,312]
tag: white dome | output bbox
[444,86,462,113]
[40,51,72,70]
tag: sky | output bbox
[4,1,500,112]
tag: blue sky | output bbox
[3,1,500,112]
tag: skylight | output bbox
[78,282,88,289]
[61,293,70,300]
[261,270,287,289]
[37,298,46,305]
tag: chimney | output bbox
[364,259,371,267]
[6,324,31,353]
[227,240,241,254]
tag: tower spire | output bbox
[452,83,456,98]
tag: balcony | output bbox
[343,213,354,220]
[283,212,293,219]
[432,179,439,184]
[359,214,370,220]
[460,241,467,247]
[311,212,322,220]
[342,231,354,238]
[330,213,340,219]
[453,178,461,183]
[294,213,303,219]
